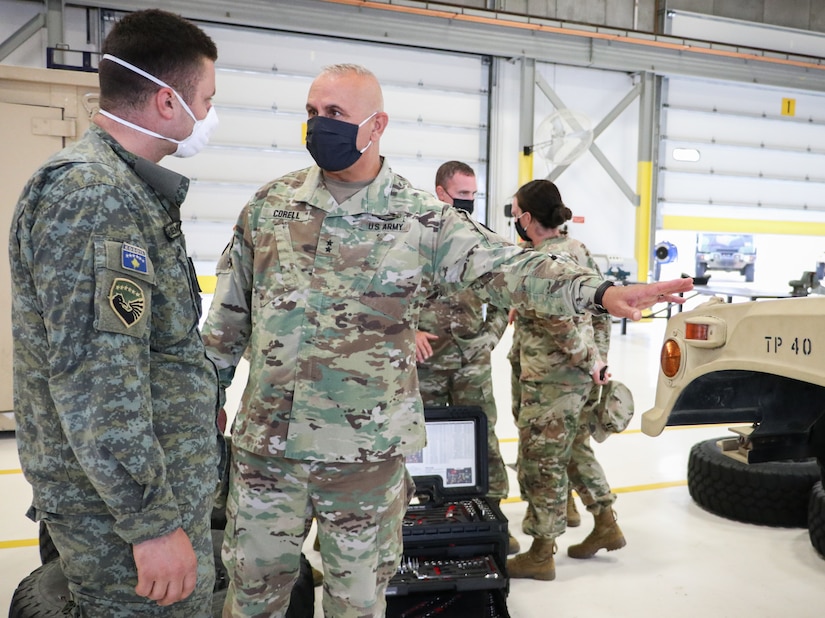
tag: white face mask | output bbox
[98,54,219,158]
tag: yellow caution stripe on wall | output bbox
[663,216,825,236]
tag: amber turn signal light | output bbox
[685,323,709,340]
[661,338,682,378]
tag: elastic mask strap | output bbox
[96,108,181,143]
[358,111,378,128]
[101,54,197,123]
[357,111,378,154]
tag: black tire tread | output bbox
[808,480,825,559]
[687,437,819,527]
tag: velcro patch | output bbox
[121,243,148,274]
[109,278,146,328]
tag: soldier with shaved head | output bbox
[203,63,692,617]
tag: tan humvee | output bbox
[642,295,825,464]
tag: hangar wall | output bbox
[2,0,825,285]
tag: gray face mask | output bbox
[98,54,219,158]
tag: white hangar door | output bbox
[157,24,491,280]
[656,76,825,288]
[530,62,641,278]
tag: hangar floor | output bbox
[1,309,822,617]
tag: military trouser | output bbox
[37,497,214,617]
[222,446,414,618]
[417,358,509,500]
[513,379,615,540]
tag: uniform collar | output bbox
[90,124,190,207]
[534,234,566,251]
[295,157,397,216]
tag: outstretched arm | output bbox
[600,278,693,321]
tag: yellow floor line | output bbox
[0,538,37,550]
[499,423,729,444]
[1,424,703,548]
[613,479,688,493]
[501,478,687,504]
[1,480,689,548]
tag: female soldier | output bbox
[507,179,626,581]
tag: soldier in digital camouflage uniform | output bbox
[507,180,626,582]
[201,64,691,618]
[414,161,516,550]
[10,10,224,616]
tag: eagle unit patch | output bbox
[109,277,146,328]
[121,243,148,274]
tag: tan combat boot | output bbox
[567,507,626,559]
[491,499,521,555]
[566,488,581,527]
[506,537,556,580]
[507,532,521,555]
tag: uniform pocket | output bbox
[94,239,155,338]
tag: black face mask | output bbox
[514,216,531,242]
[451,198,475,214]
[305,112,376,172]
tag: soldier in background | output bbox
[509,223,583,530]
[414,160,517,553]
[202,63,691,617]
[9,10,224,616]
[507,179,626,582]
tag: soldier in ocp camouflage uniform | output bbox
[201,65,691,618]
[414,161,515,550]
[507,180,626,582]
[9,10,224,617]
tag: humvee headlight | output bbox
[661,338,682,378]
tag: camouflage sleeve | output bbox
[32,185,181,544]
[582,248,611,360]
[592,313,612,360]
[545,315,599,374]
[201,209,254,402]
[433,209,604,316]
[481,304,509,346]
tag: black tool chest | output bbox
[386,406,510,618]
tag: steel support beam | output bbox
[69,0,825,93]
[636,71,658,282]
[518,57,535,186]
[0,12,45,62]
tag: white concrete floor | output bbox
[2,306,824,616]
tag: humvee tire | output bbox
[808,481,825,559]
[687,438,819,527]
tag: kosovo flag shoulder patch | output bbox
[121,243,148,274]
